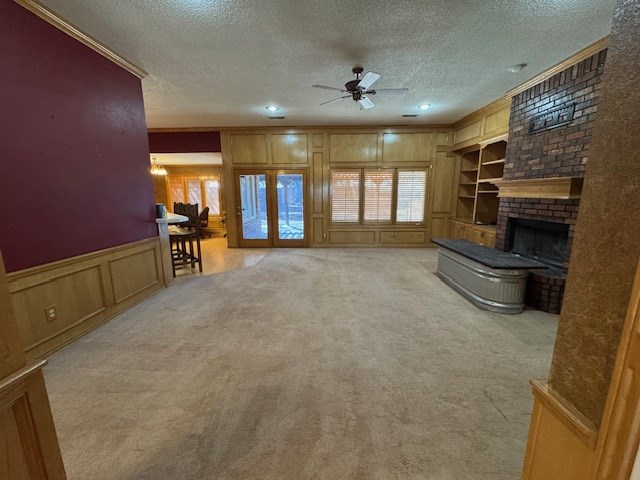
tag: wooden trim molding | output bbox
[593,260,640,479]
[496,177,583,199]
[530,379,598,450]
[13,0,147,79]
[506,37,610,98]
[0,360,46,395]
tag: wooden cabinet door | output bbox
[446,219,456,238]
[484,230,496,248]
[463,225,476,242]
[0,252,66,480]
[454,222,465,239]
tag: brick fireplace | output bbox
[495,48,607,314]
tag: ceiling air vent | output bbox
[268,116,285,120]
[402,114,418,118]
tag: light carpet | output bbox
[44,248,558,480]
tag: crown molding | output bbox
[506,37,610,98]
[14,0,148,79]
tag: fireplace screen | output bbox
[508,218,569,269]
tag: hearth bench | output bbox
[431,239,548,314]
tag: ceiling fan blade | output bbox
[357,72,380,90]
[320,95,351,106]
[373,88,409,93]
[358,96,375,110]
[312,84,345,92]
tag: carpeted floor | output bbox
[44,248,558,480]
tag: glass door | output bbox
[275,172,305,247]
[237,173,270,247]
[235,170,307,247]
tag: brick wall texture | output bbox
[496,49,607,251]
[495,49,607,313]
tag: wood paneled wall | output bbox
[220,127,457,248]
[452,97,511,150]
[7,238,165,360]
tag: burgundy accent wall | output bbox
[148,132,221,153]
[0,2,157,272]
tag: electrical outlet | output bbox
[44,304,57,322]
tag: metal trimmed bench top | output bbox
[431,238,548,270]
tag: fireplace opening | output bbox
[508,218,569,269]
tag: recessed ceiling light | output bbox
[266,106,280,112]
[419,104,431,110]
[507,63,527,73]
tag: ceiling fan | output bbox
[312,67,409,110]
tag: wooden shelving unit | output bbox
[448,134,508,247]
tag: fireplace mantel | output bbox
[495,177,584,199]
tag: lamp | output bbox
[150,157,167,176]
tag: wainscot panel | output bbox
[329,231,376,245]
[522,380,597,479]
[313,218,324,245]
[379,231,426,244]
[8,237,164,360]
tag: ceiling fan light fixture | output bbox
[265,106,280,112]
[419,104,431,110]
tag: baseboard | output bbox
[7,237,165,360]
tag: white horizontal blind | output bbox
[204,178,221,214]
[331,170,361,223]
[364,170,393,222]
[396,170,427,223]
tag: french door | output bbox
[235,169,307,247]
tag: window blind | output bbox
[396,171,427,223]
[364,170,393,222]
[204,178,221,214]
[331,170,360,223]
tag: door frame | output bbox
[234,168,309,248]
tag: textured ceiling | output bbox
[39,0,613,128]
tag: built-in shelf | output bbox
[482,158,506,166]
[454,136,507,227]
[495,177,584,199]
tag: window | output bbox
[396,171,427,223]
[331,170,360,223]
[166,175,222,215]
[330,168,427,225]
[364,169,393,223]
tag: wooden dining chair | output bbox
[169,203,202,276]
